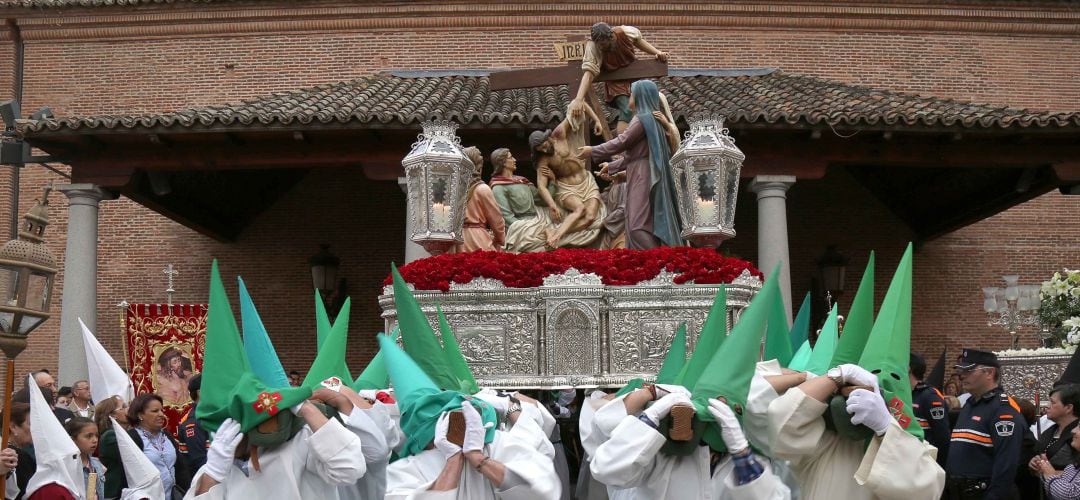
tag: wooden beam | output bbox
[489,60,668,91]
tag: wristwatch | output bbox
[826,367,844,389]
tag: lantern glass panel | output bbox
[0,267,16,305]
[722,160,740,228]
[693,167,719,226]
[0,311,12,333]
[18,314,44,335]
[25,272,49,312]
[428,167,454,231]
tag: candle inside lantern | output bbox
[695,198,717,225]
[432,203,451,228]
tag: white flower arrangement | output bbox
[1038,268,1080,347]
[996,346,1076,358]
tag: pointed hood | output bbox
[391,264,459,391]
[379,334,496,458]
[805,305,840,376]
[25,375,85,499]
[858,244,922,439]
[831,252,875,367]
[314,288,332,350]
[198,260,312,434]
[239,277,291,389]
[926,349,948,390]
[789,293,811,352]
[112,418,165,500]
[353,328,399,391]
[676,286,728,387]
[693,264,781,451]
[656,323,688,385]
[304,298,354,388]
[79,318,135,404]
[764,286,793,367]
[788,340,813,372]
[1057,346,1080,387]
[437,306,480,394]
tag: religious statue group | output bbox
[454,22,683,254]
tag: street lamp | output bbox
[669,114,745,247]
[309,244,340,296]
[817,245,849,303]
[0,186,57,494]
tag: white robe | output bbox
[767,387,946,500]
[744,360,803,498]
[385,409,560,500]
[586,394,636,500]
[185,417,367,500]
[576,392,612,500]
[339,404,394,500]
[590,415,790,500]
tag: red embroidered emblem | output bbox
[253,391,283,416]
[185,427,196,438]
[888,397,911,429]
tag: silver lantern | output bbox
[670,114,745,247]
[402,120,474,255]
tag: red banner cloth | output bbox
[123,303,206,438]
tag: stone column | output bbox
[749,175,796,325]
[57,184,111,384]
[399,177,431,264]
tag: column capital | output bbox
[749,175,796,199]
[57,184,115,205]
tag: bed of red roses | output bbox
[387,247,762,292]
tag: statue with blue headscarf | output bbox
[577,79,684,249]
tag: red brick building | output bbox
[0,0,1077,383]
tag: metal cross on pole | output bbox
[163,264,178,305]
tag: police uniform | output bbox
[913,382,951,467]
[178,408,210,473]
[945,349,1024,500]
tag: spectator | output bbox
[1030,385,1080,479]
[4,402,33,500]
[13,385,73,424]
[31,371,56,398]
[94,395,129,436]
[67,381,94,419]
[54,387,72,409]
[99,394,189,499]
[64,417,106,496]
[288,370,302,387]
[1036,425,1080,499]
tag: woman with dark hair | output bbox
[156,348,194,405]
[1031,385,1080,484]
[4,402,33,500]
[578,79,682,249]
[99,394,189,499]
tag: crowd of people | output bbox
[3,264,1079,500]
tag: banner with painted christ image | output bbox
[123,303,206,437]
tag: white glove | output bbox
[557,388,576,406]
[433,412,463,459]
[836,364,879,390]
[707,398,749,453]
[462,401,491,453]
[654,384,691,399]
[846,388,892,436]
[471,389,509,414]
[642,392,692,425]
[204,418,243,482]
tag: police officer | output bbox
[178,374,209,475]
[912,352,951,468]
[945,348,1024,500]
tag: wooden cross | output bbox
[489,34,668,140]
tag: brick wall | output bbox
[0,0,1077,384]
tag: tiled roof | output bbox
[0,0,221,6]
[22,69,1080,135]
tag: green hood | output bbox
[831,252,875,368]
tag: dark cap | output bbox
[955,348,1000,370]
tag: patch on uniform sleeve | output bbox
[994,420,1015,437]
[930,407,946,420]
[185,426,196,438]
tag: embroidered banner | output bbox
[123,303,207,438]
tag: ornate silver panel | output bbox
[378,269,761,389]
[999,354,1070,405]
